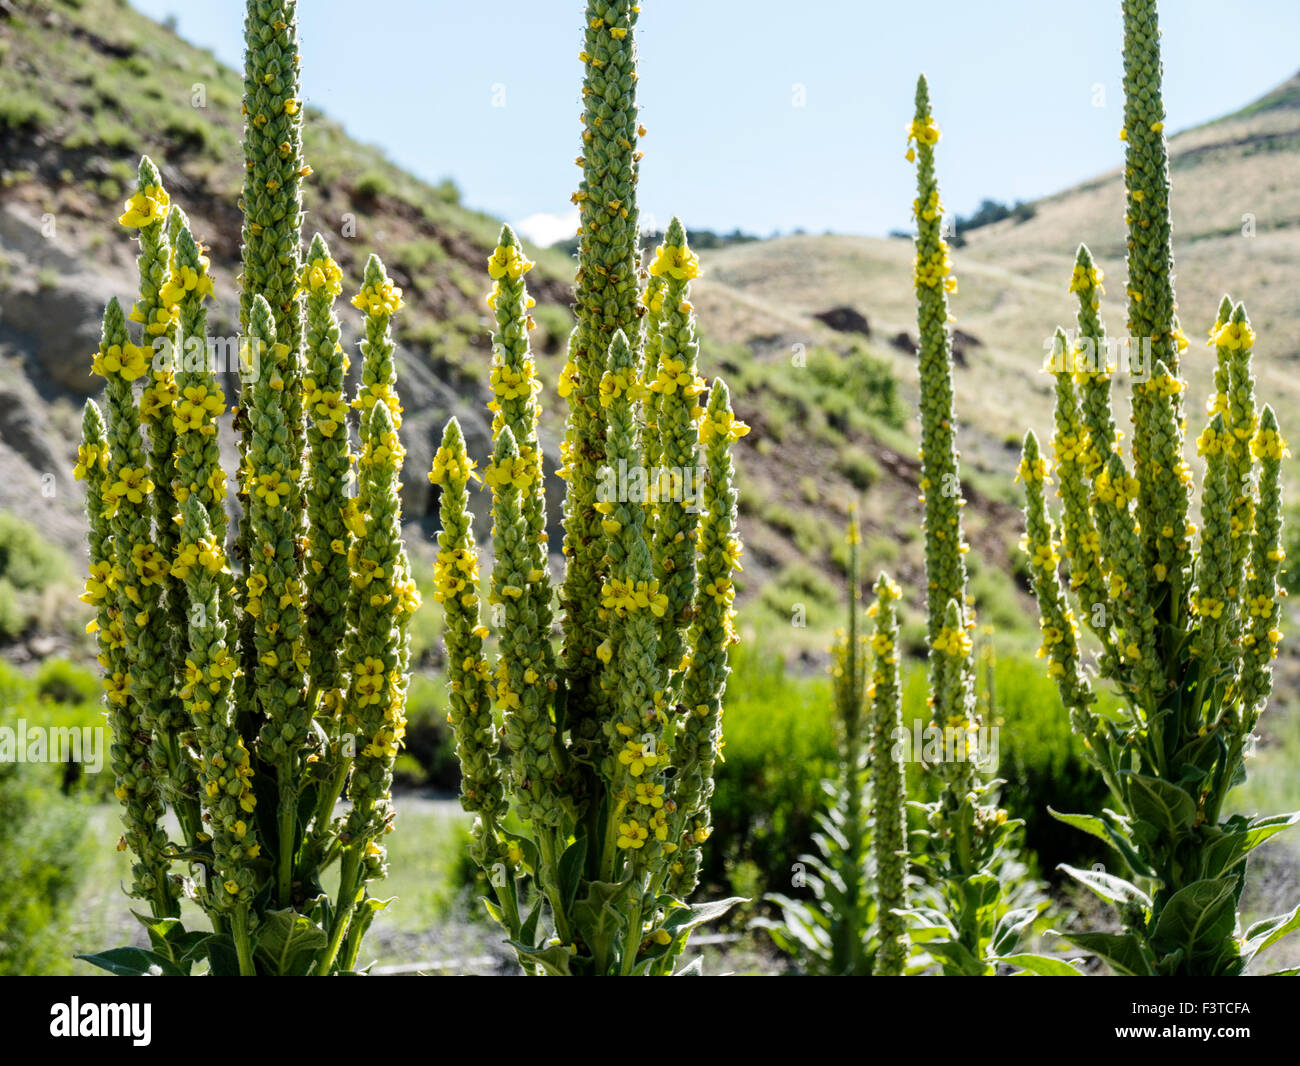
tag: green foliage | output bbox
[1015,0,1300,977]
[0,687,92,975]
[34,659,99,706]
[77,1,415,977]
[434,8,748,974]
[805,343,905,430]
[702,643,837,899]
[0,513,68,593]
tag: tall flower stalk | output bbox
[433,8,746,972]
[76,0,413,976]
[1014,0,1300,977]
[902,76,1038,975]
[760,512,913,976]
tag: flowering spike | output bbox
[647,218,705,679]
[432,418,502,824]
[300,234,351,709]
[486,224,554,693]
[81,0,413,976]
[343,399,414,880]
[869,572,910,976]
[1013,3,1294,977]
[1240,405,1286,728]
[670,377,745,896]
[560,0,644,714]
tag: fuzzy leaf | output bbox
[1059,864,1152,908]
[1059,930,1153,976]
[254,908,328,977]
[1149,877,1239,963]
[1242,903,1300,964]
[1124,773,1196,839]
[999,952,1084,976]
[1201,811,1300,879]
[75,946,186,977]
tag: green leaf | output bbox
[1150,877,1239,963]
[1201,811,1300,879]
[1263,966,1300,976]
[926,938,990,976]
[203,934,242,976]
[129,912,210,973]
[896,906,958,944]
[1059,864,1152,908]
[75,946,186,977]
[1124,773,1196,839]
[674,956,704,975]
[999,952,1084,976]
[661,896,746,937]
[962,873,1001,916]
[480,895,505,925]
[518,895,545,948]
[557,836,588,918]
[507,940,573,976]
[1242,903,1300,964]
[571,879,628,970]
[253,908,328,977]
[1048,808,1159,881]
[1058,931,1153,976]
[991,906,1040,957]
[499,828,540,876]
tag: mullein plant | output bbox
[758,511,913,975]
[1013,0,1300,977]
[432,2,746,976]
[75,0,416,976]
[900,76,1041,975]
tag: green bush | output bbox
[34,659,99,705]
[704,644,1110,908]
[702,644,837,905]
[835,450,881,491]
[805,343,905,430]
[0,684,92,974]
[758,562,838,628]
[0,513,67,592]
[400,674,461,792]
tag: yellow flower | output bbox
[92,342,150,382]
[1211,315,1253,351]
[254,472,289,507]
[429,446,479,487]
[351,279,404,315]
[648,242,701,281]
[933,626,972,659]
[486,242,534,280]
[298,255,344,297]
[698,407,750,444]
[907,117,941,146]
[617,740,659,777]
[118,185,170,229]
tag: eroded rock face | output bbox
[812,305,871,337]
[0,202,132,397]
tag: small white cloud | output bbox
[511,209,580,248]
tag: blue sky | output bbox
[130,0,1300,244]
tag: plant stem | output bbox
[231,905,256,976]
[538,832,573,945]
[315,846,362,976]
[276,770,297,908]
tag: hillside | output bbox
[690,67,1300,658]
[1,0,1298,672]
